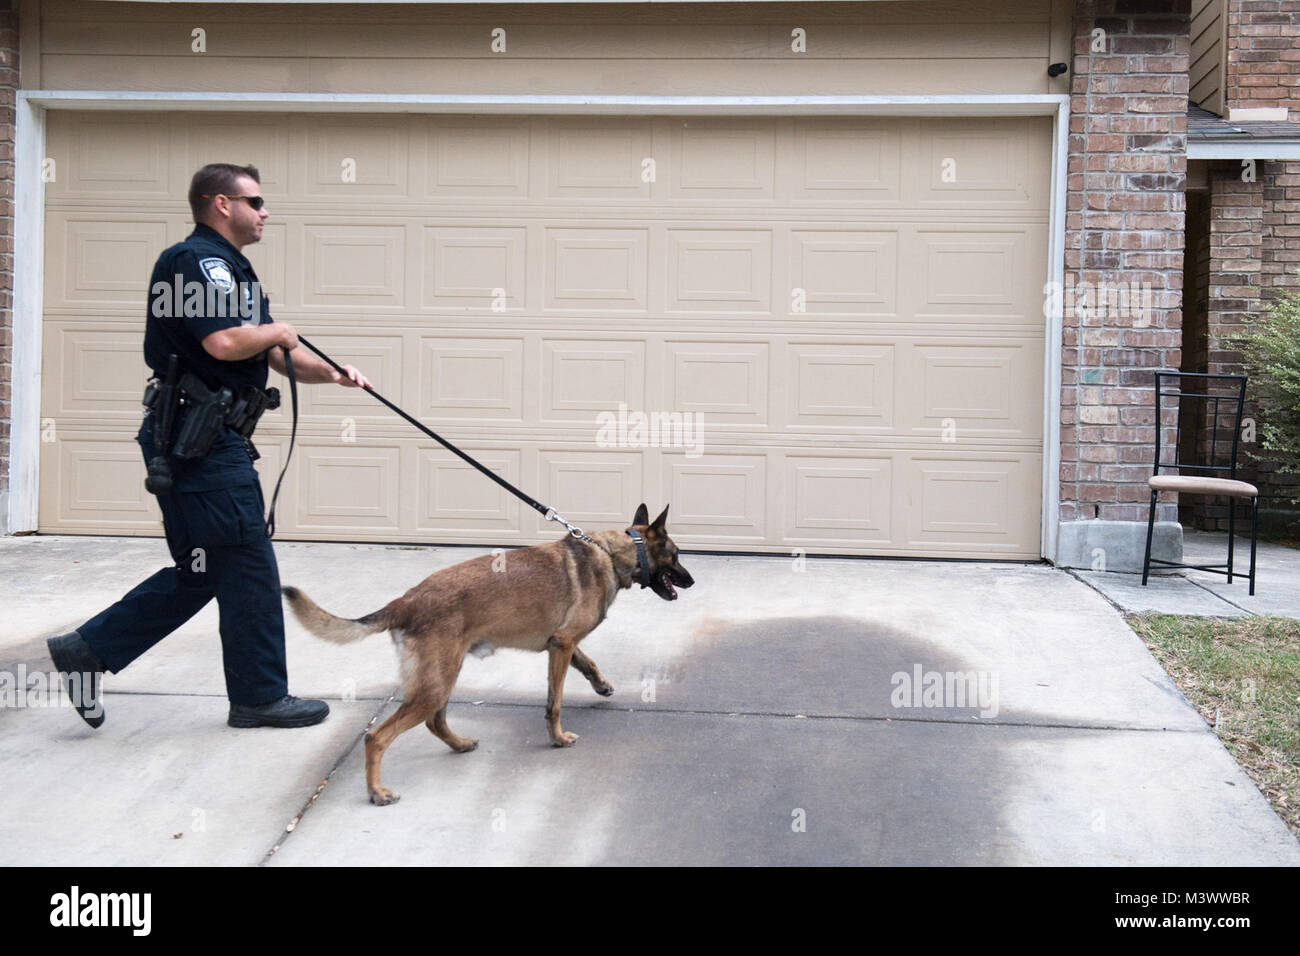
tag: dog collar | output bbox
[626,528,651,589]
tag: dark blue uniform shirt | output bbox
[143,223,273,392]
[139,223,275,492]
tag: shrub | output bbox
[1234,285,1300,497]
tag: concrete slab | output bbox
[1181,531,1300,618]
[0,694,377,867]
[267,703,1300,867]
[2,533,1296,866]
[1069,532,1300,619]
[1069,568,1247,618]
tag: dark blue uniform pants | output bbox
[76,423,289,707]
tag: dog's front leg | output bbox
[570,647,614,697]
[546,638,579,747]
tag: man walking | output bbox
[47,163,371,730]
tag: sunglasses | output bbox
[202,194,266,211]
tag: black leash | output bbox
[293,334,592,542]
[265,345,297,538]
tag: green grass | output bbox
[1126,613,1300,837]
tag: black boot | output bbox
[46,631,106,729]
[228,695,329,729]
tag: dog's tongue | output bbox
[663,572,677,600]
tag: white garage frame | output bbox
[8,90,1069,562]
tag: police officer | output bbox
[47,163,371,730]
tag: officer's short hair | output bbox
[189,164,261,222]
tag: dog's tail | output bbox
[282,586,394,644]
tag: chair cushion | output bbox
[1149,475,1258,497]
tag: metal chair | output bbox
[1141,371,1258,595]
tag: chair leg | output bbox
[1142,490,1157,586]
[1227,495,1235,583]
[1249,496,1258,597]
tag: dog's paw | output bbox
[455,739,479,753]
[551,731,580,747]
[370,788,401,806]
[594,681,615,697]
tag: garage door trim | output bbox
[9,89,1068,563]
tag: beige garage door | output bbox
[39,111,1049,557]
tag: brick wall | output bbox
[1225,0,1300,115]
[1064,0,1190,527]
[0,0,15,522]
[1206,1,1300,526]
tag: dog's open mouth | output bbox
[661,571,678,601]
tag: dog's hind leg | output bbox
[422,648,477,753]
[427,706,478,753]
[545,638,579,747]
[570,647,614,697]
[364,700,427,806]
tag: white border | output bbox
[8,95,45,536]
[8,90,1069,560]
[1187,141,1300,160]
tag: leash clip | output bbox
[544,507,592,543]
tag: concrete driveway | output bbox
[1,533,1296,866]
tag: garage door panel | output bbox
[789,229,898,314]
[909,225,1047,322]
[670,121,776,200]
[783,456,893,545]
[426,120,531,199]
[535,450,646,534]
[418,336,525,422]
[422,225,527,310]
[302,224,406,308]
[903,340,1044,440]
[544,228,649,312]
[790,120,903,204]
[42,325,147,417]
[302,117,410,199]
[785,343,895,430]
[667,229,772,313]
[296,334,404,422]
[546,120,654,200]
[50,438,157,529]
[46,216,170,307]
[45,115,172,201]
[904,454,1043,553]
[41,111,1048,558]
[417,447,524,537]
[915,118,1052,209]
[541,339,646,423]
[662,452,767,543]
[663,341,769,426]
[295,442,401,533]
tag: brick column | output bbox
[1225,0,1300,113]
[0,0,15,528]
[1057,0,1190,569]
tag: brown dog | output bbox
[282,503,694,805]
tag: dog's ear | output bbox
[650,504,669,532]
[632,502,649,526]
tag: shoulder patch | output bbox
[198,257,235,293]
